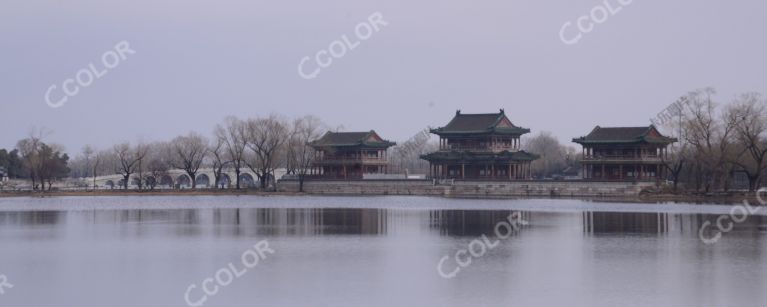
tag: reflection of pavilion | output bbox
[583,212,670,234]
[429,210,530,236]
[205,208,389,236]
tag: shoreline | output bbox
[0,189,763,205]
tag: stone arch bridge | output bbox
[86,168,288,189]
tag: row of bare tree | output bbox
[69,115,328,191]
[661,88,767,192]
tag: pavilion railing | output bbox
[582,154,662,161]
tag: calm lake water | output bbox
[0,196,765,307]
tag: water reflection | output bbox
[1,199,767,307]
[583,212,670,234]
[0,210,63,225]
[429,210,530,236]
[581,211,767,241]
[3,208,767,240]
[0,208,391,237]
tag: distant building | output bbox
[572,125,676,181]
[309,131,396,179]
[0,166,7,182]
[421,110,539,180]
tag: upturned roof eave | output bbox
[430,128,530,136]
[572,137,677,145]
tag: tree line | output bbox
[1,115,328,192]
[2,89,764,193]
[660,88,767,192]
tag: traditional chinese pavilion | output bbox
[572,125,677,181]
[309,131,396,179]
[421,110,539,180]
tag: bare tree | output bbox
[134,143,149,190]
[79,145,104,190]
[113,142,148,190]
[144,142,172,190]
[215,117,248,189]
[658,97,690,192]
[171,132,208,189]
[389,127,434,175]
[209,137,231,189]
[16,133,44,190]
[37,143,69,190]
[287,116,327,191]
[682,88,737,192]
[245,115,289,189]
[523,131,569,178]
[726,93,767,191]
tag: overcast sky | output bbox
[2,0,766,153]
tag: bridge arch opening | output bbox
[160,175,174,188]
[196,174,210,187]
[239,173,256,188]
[176,174,191,189]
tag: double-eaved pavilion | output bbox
[572,125,677,181]
[309,130,396,179]
[421,110,539,180]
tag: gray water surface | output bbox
[0,196,765,307]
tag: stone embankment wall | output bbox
[277,180,656,198]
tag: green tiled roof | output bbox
[572,125,677,145]
[430,110,531,136]
[309,131,396,148]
